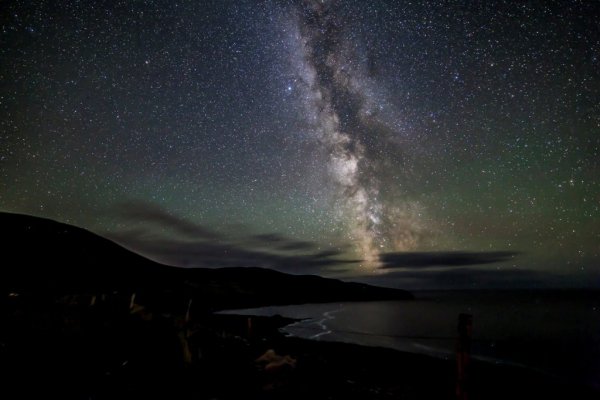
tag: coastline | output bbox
[212,313,599,400]
[2,297,598,400]
[221,290,600,395]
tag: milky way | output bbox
[1,0,599,288]
[288,0,429,266]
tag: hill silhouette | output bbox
[0,212,412,310]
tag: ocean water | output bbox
[222,290,600,390]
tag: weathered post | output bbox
[129,293,136,310]
[185,298,193,323]
[456,313,472,400]
[247,316,253,338]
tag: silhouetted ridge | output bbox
[0,212,412,310]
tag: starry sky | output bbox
[1,0,599,289]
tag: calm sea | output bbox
[221,290,600,390]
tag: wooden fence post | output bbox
[456,313,472,400]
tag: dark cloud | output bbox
[250,234,317,251]
[380,251,520,269]
[276,240,318,251]
[356,267,557,290]
[252,233,287,243]
[107,201,356,274]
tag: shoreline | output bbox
[220,290,600,394]
[213,313,599,399]
[2,297,598,399]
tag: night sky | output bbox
[1,1,599,289]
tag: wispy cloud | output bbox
[114,202,218,240]
[107,201,357,274]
